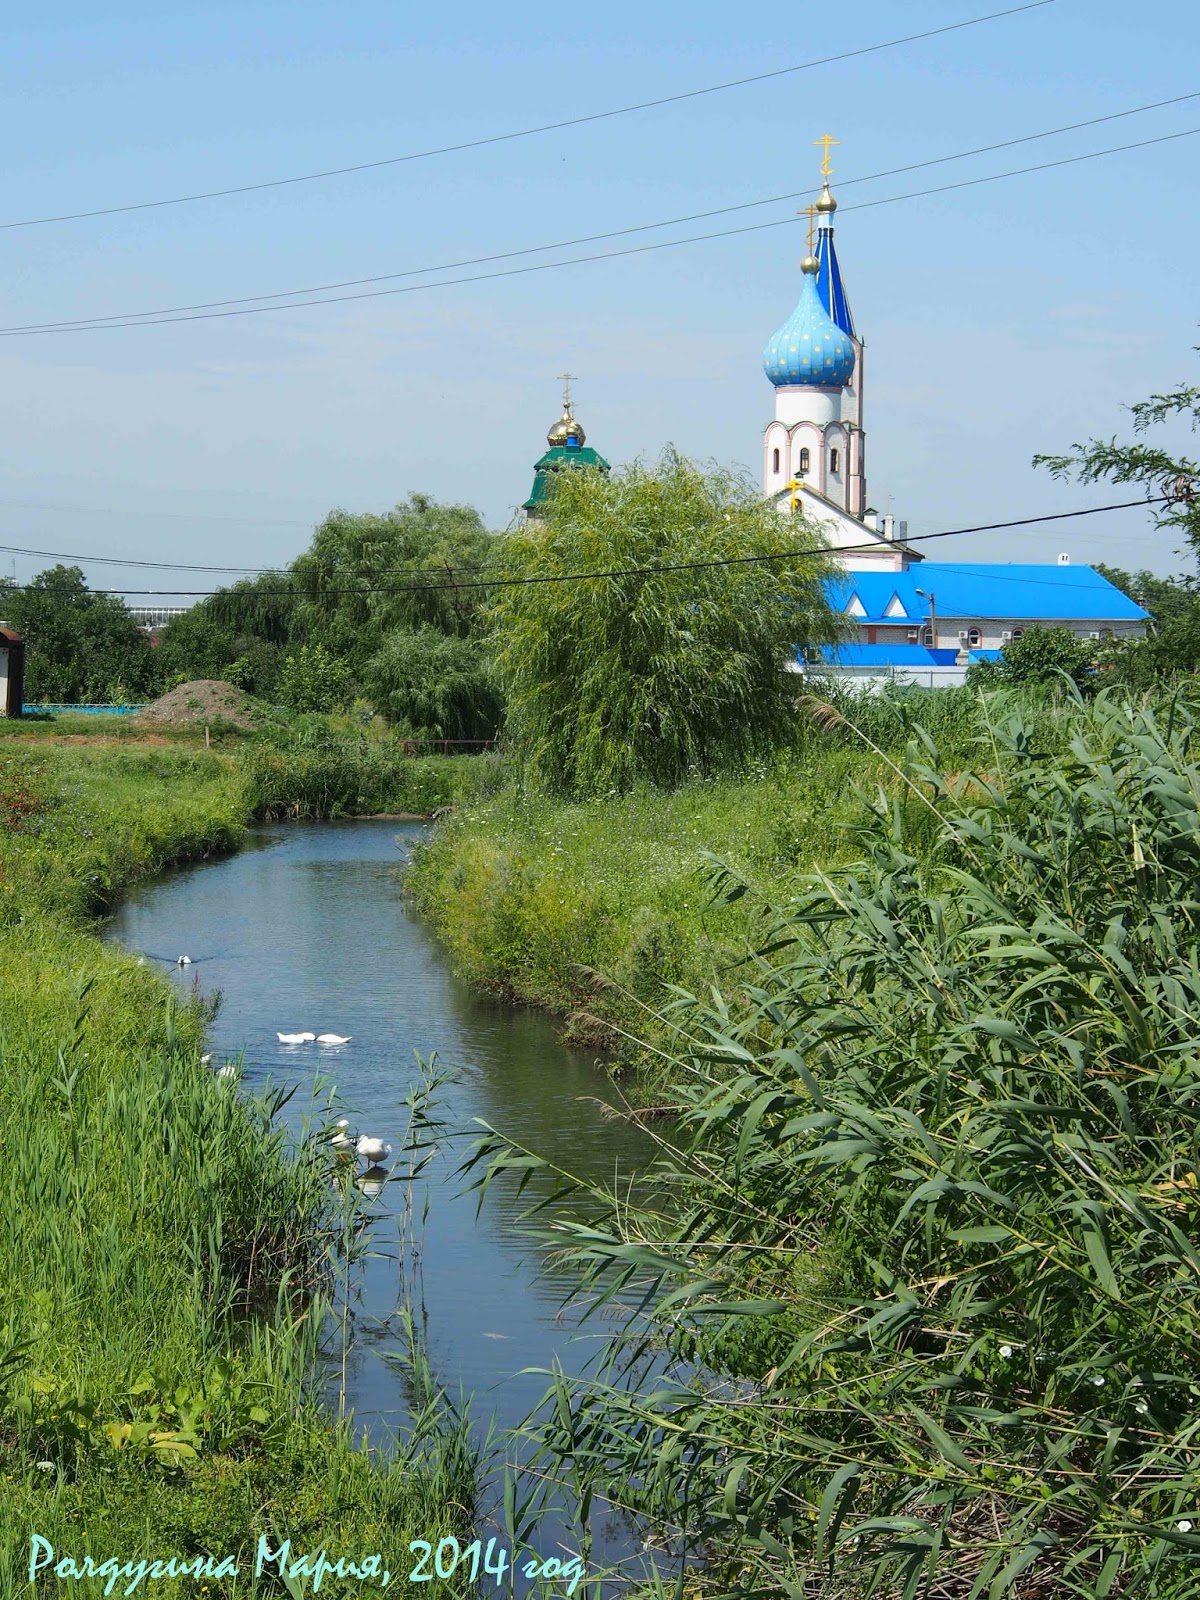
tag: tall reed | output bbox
[467,687,1200,1598]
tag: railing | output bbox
[396,738,498,756]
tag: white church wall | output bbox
[774,385,841,428]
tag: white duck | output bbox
[330,1119,355,1150]
[200,1053,212,1066]
[317,1033,352,1046]
[216,1063,238,1081]
[176,955,192,967]
[277,1031,316,1045]
[356,1135,392,1165]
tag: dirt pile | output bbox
[134,679,266,730]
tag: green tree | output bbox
[158,495,497,706]
[968,624,1097,692]
[276,642,352,713]
[1098,603,1200,688]
[0,566,158,703]
[487,450,843,795]
[362,627,501,739]
[1035,360,1200,561]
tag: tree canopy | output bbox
[487,450,843,795]
[156,493,497,716]
[0,566,157,703]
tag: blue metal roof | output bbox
[815,225,855,339]
[825,564,1149,624]
[814,643,960,668]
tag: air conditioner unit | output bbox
[906,627,920,644]
[1001,630,1013,643]
[1087,631,1100,640]
[958,629,971,643]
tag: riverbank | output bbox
[0,741,483,1595]
[406,720,956,1069]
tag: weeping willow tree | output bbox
[487,450,843,795]
[471,688,1200,1599]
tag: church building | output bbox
[760,139,1148,676]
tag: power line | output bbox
[7,88,1193,336]
[0,497,1167,597]
[0,496,311,529]
[0,3,1053,234]
[0,540,282,573]
[3,124,1194,339]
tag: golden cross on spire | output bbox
[558,372,577,411]
[801,202,818,253]
[814,133,839,178]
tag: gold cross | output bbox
[786,477,803,511]
[558,371,576,409]
[800,202,818,253]
[814,133,839,178]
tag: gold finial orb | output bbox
[816,182,837,214]
[801,253,820,275]
[548,406,585,447]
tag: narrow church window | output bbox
[968,627,982,647]
[798,447,810,473]
[830,448,840,474]
[772,448,780,474]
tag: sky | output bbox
[0,0,1196,601]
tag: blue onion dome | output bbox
[763,257,855,388]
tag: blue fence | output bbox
[22,705,148,716]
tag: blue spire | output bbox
[762,265,855,389]
[815,225,855,339]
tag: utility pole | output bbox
[916,587,937,648]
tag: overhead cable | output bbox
[2,125,1195,338]
[0,496,1168,597]
[0,3,1053,233]
[6,88,1194,336]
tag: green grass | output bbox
[0,742,477,1595]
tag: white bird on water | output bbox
[216,1063,238,1081]
[176,955,192,967]
[277,1031,316,1045]
[200,1053,212,1066]
[330,1119,355,1150]
[356,1135,392,1164]
[317,1033,352,1046]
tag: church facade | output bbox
[759,144,1148,668]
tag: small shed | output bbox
[0,624,25,718]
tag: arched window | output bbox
[798,447,810,474]
[967,627,982,647]
[772,447,780,474]
[830,447,840,475]
[921,625,934,647]
[1011,628,1024,641]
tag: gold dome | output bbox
[800,253,820,275]
[815,182,837,214]
[547,406,585,447]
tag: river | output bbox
[106,817,658,1458]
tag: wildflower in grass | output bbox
[1178,1521,1193,1532]
[999,1345,1013,1358]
